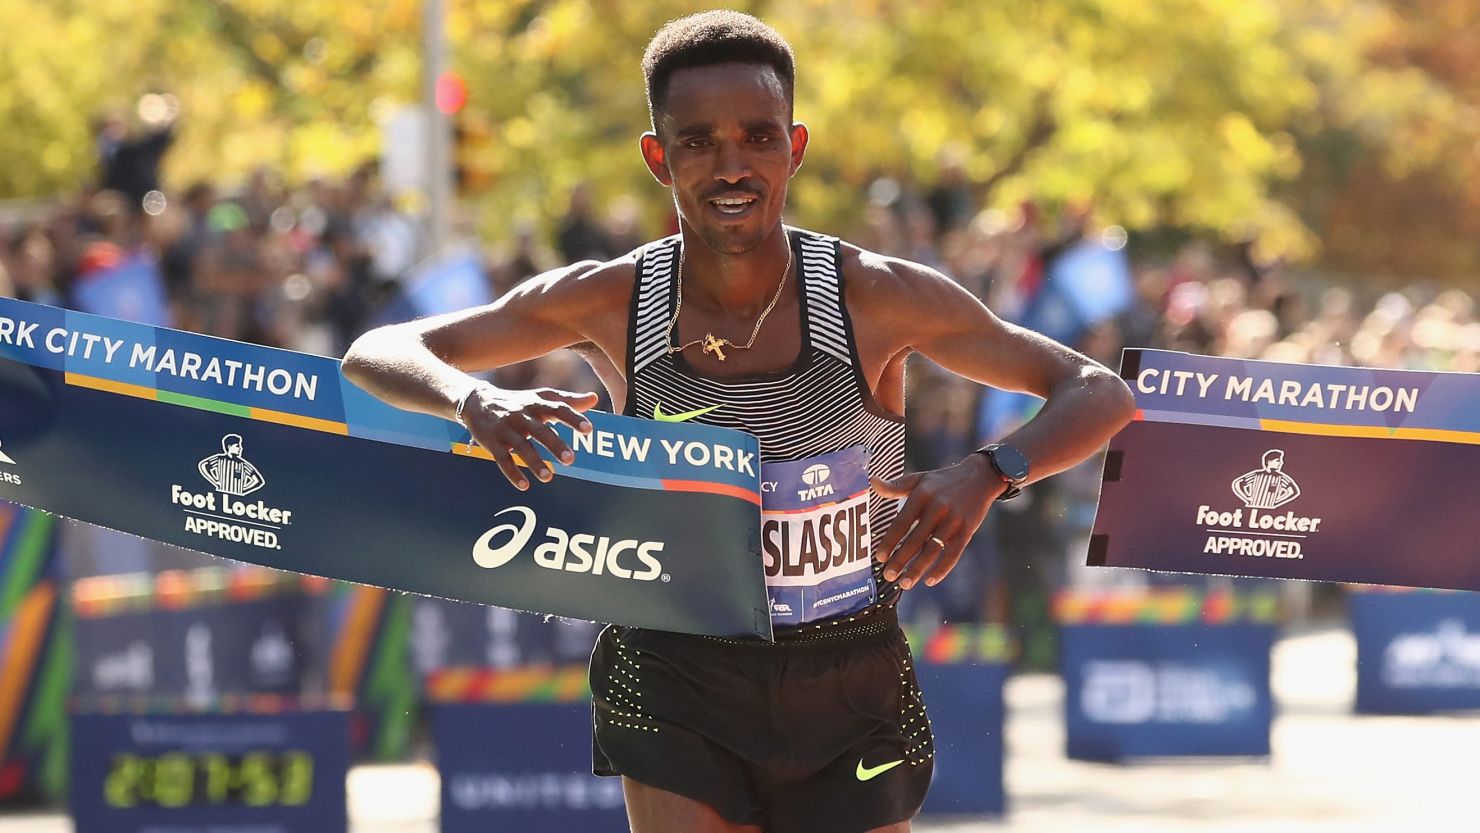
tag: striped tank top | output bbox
[623,226,907,635]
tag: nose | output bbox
[714,141,750,185]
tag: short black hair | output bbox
[642,10,796,130]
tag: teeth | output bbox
[712,197,754,206]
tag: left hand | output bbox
[871,453,1005,590]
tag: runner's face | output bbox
[642,63,807,255]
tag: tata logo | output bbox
[797,463,834,500]
[472,506,667,582]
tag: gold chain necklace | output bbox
[665,241,793,362]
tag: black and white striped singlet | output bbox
[623,227,907,635]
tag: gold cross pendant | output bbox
[702,333,728,361]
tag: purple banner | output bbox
[1089,350,1480,589]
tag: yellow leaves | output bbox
[502,117,537,152]
[288,121,376,180]
[40,143,72,176]
[252,32,286,65]
[234,81,273,120]
[1220,113,1279,171]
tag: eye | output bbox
[750,134,775,145]
[683,138,712,149]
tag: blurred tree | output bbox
[1282,0,1480,280]
[0,0,420,199]
[0,0,1476,278]
[448,0,1321,257]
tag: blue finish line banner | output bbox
[1090,349,1480,590]
[0,296,771,638]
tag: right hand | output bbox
[458,384,599,490]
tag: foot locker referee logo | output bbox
[0,437,20,485]
[1196,450,1323,561]
[1231,449,1300,509]
[170,434,294,550]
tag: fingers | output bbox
[466,390,603,489]
[881,507,948,587]
[526,420,574,466]
[539,388,601,416]
[923,535,970,588]
[869,472,921,500]
[875,478,927,555]
[497,423,553,485]
[484,441,530,491]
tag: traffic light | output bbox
[453,112,495,196]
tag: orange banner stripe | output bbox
[64,372,157,401]
[0,584,56,760]
[329,587,384,694]
[248,407,349,436]
[661,479,762,506]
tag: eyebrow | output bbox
[673,122,715,139]
[673,119,784,138]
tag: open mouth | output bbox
[708,194,760,218]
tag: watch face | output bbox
[990,444,1030,483]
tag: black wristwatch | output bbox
[976,443,1030,501]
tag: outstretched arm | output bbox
[853,252,1136,589]
[342,258,629,489]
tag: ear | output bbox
[640,132,672,187]
[788,122,810,176]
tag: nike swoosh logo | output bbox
[855,758,904,781]
[653,403,722,423]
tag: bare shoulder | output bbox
[837,241,981,347]
[510,254,638,320]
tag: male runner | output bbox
[343,11,1134,832]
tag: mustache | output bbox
[702,185,764,201]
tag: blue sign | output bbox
[70,709,350,833]
[1018,242,1131,345]
[71,255,171,327]
[74,596,310,701]
[917,662,1007,816]
[371,248,492,327]
[408,597,602,675]
[434,702,627,833]
[1061,623,1274,760]
[1092,349,1480,591]
[0,295,771,638]
[1351,590,1480,714]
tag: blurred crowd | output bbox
[2,130,1477,660]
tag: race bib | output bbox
[761,447,875,627]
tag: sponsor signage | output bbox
[1350,589,1480,714]
[69,709,350,833]
[0,296,770,638]
[909,626,1009,816]
[73,594,310,702]
[1061,624,1274,760]
[430,671,626,833]
[1057,590,1277,760]
[1090,349,1480,590]
[408,597,601,675]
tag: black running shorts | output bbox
[590,607,934,832]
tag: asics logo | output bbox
[471,506,667,582]
[472,507,537,569]
[855,757,904,781]
[653,403,722,423]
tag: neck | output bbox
[678,224,792,317]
